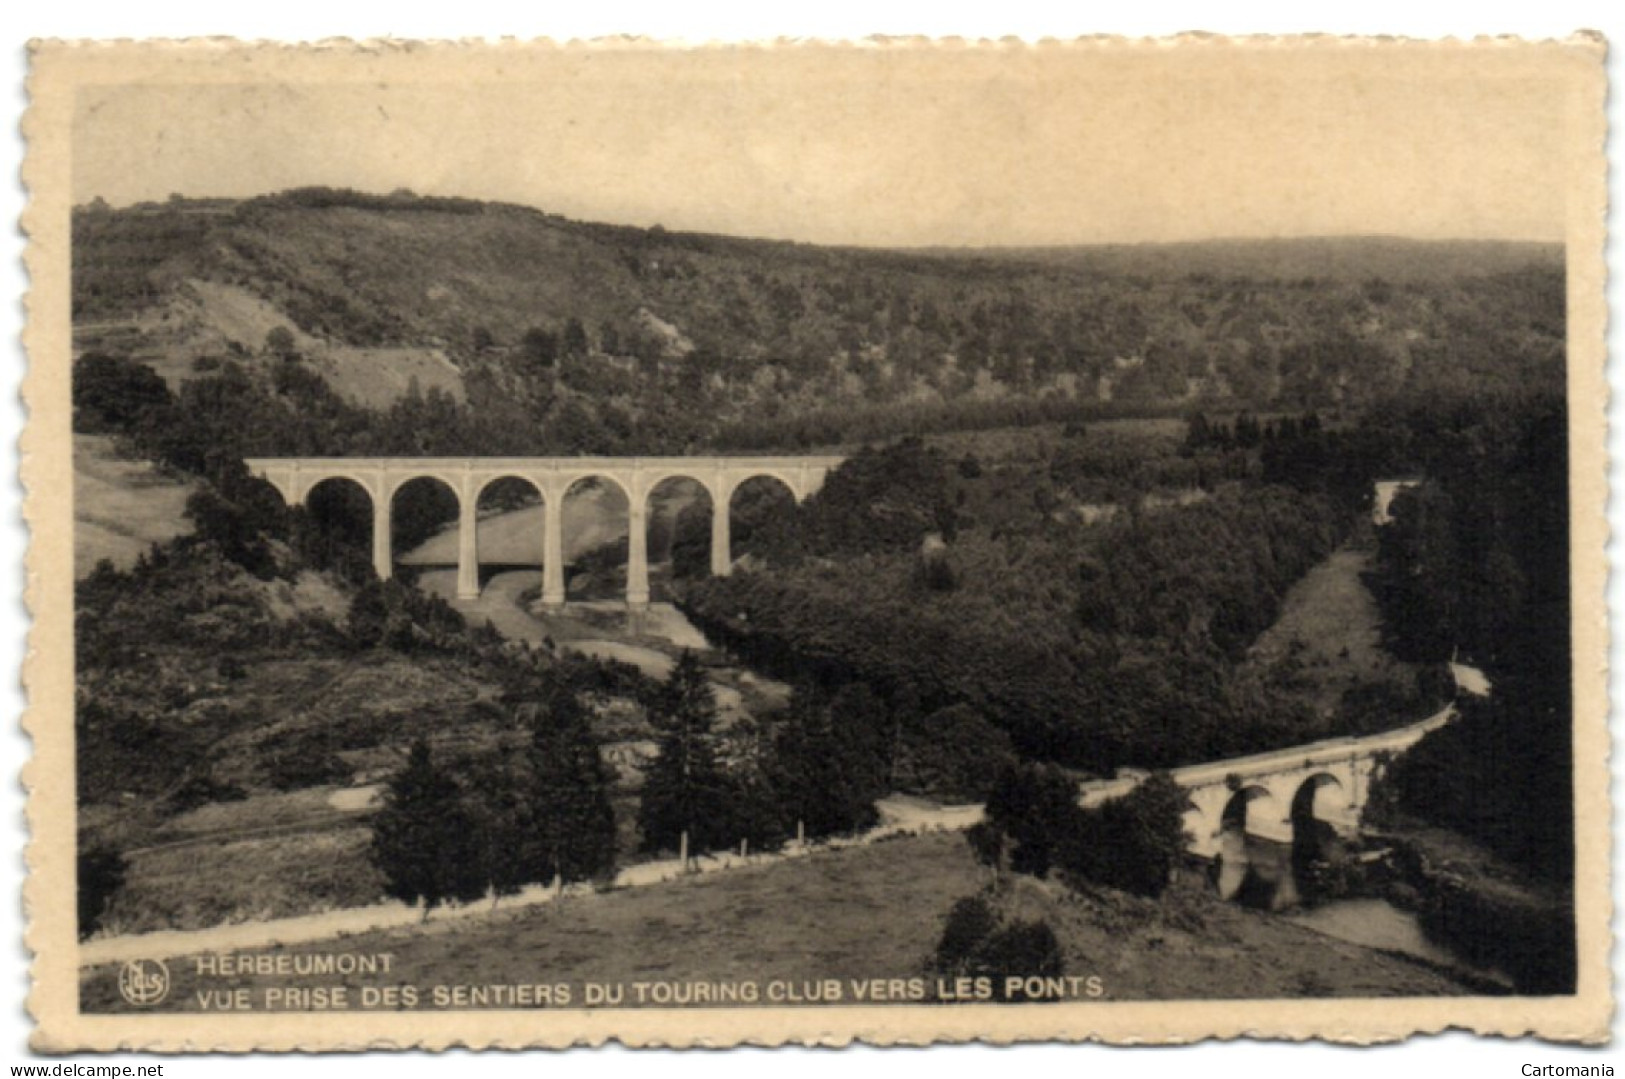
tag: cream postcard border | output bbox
[19,35,1613,1050]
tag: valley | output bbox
[68,190,1576,1005]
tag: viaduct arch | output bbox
[246,455,844,608]
[1076,704,1455,858]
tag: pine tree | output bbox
[460,753,534,904]
[772,688,882,840]
[523,692,619,886]
[637,651,732,855]
[716,716,788,851]
[370,739,483,915]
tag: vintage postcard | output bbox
[21,36,1610,1050]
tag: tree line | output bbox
[370,650,909,915]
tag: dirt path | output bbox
[417,568,683,680]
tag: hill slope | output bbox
[74,189,1564,441]
[80,830,1467,1010]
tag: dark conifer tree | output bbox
[370,739,483,915]
[771,688,882,840]
[460,753,533,904]
[637,651,732,854]
[523,691,619,885]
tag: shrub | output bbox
[933,895,998,976]
[983,761,1079,876]
[930,892,1066,1001]
[983,764,1190,899]
[964,820,1006,869]
[1064,772,1192,898]
[346,580,469,653]
[265,326,297,359]
[72,353,173,434]
[979,921,1066,1000]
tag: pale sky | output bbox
[71,46,1573,246]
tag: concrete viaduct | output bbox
[245,455,843,608]
[1077,703,1455,859]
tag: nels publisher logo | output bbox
[118,958,170,1007]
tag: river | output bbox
[1222,832,1510,988]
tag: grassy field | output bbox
[1241,542,1429,727]
[81,830,1467,1011]
[74,433,197,577]
[103,826,383,938]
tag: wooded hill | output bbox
[74,188,1563,453]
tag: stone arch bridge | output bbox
[1077,704,1455,858]
[246,455,843,608]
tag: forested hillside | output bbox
[1364,391,1571,877]
[675,415,1449,777]
[74,189,1564,455]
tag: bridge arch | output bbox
[1221,785,1287,842]
[717,475,801,578]
[383,470,466,511]
[298,476,378,580]
[1215,785,1290,905]
[726,470,805,506]
[291,470,382,509]
[389,475,463,586]
[559,475,633,604]
[1290,772,1352,827]
[635,469,721,509]
[467,476,547,591]
[473,472,545,512]
[642,474,716,597]
[303,474,374,513]
[561,472,632,507]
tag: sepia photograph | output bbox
[17,32,1610,1051]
